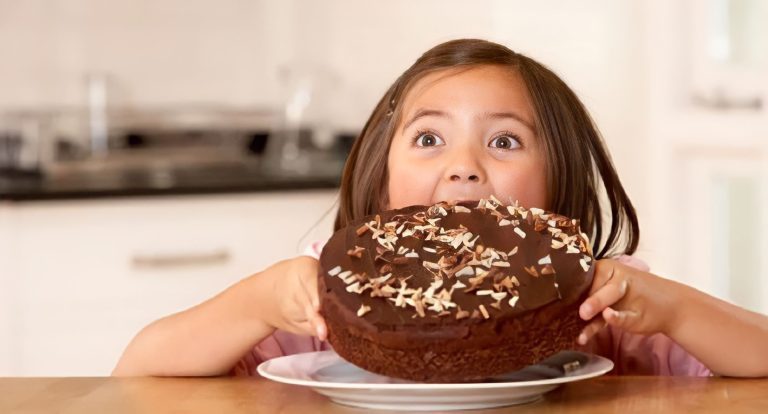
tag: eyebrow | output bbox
[402,108,535,132]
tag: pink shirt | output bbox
[231,241,711,377]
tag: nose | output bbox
[444,149,485,184]
[450,173,480,182]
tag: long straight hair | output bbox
[333,39,639,259]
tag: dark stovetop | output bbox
[0,162,342,202]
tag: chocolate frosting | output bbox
[318,198,594,344]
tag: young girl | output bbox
[113,39,768,378]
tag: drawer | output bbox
[7,190,338,375]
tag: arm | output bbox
[665,279,768,377]
[579,259,768,377]
[112,256,327,377]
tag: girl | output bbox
[113,39,768,378]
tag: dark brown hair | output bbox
[334,39,639,259]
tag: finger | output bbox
[588,259,619,295]
[314,314,328,342]
[298,276,327,340]
[303,300,327,340]
[298,270,321,311]
[578,317,606,345]
[287,320,316,337]
[580,278,628,320]
[603,306,640,330]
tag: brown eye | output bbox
[415,133,444,147]
[489,135,520,150]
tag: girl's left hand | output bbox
[577,259,678,345]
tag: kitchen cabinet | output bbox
[0,190,337,376]
[642,0,768,313]
[0,204,18,375]
[687,0,767,112]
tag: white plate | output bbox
[257,350,614,411]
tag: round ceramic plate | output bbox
[257,350,613,411]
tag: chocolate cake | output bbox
[318,197,594,382]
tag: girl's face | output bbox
[386,65,548,210]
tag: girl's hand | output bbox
[262,256,327,341]
[577,259,677,345]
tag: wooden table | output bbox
[1,376,766,413]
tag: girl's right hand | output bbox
[262,256,327,341]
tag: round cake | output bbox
[318,197,594,382]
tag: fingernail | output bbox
[580,304,593,319]
[317,324,326,341]
[607,308,623,320]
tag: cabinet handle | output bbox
[691,91,763,111]
[131,249,231,268]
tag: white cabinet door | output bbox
[676,151,768,313]
[0,204,19,374]
[9,190,337,376]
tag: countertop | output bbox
[0,164,341,202]
[1,376,766,413]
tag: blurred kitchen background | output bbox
[0,0,766,376]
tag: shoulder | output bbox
[613,254,650,272]
[301,240,327,260]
